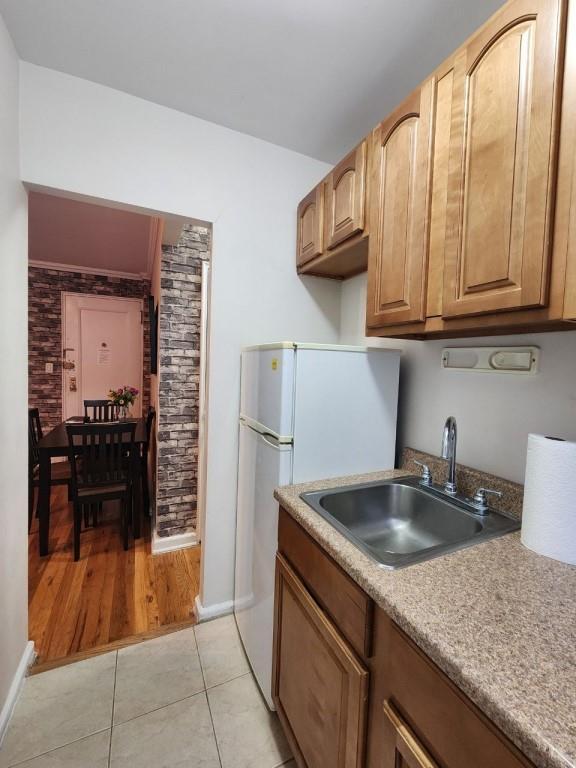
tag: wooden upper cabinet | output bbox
[366,79,435,328]
[296,185,324,267]
[382,702,439,768]
[325,142,367,250]
[442,0,566,319]
[272,554,368,768]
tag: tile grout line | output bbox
[96,631,249,731]
[112,688,206,728]
[108,651,119,768]
[109,671,251,731]
[4,729,112,768]
[194,625,223,768]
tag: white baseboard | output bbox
[152,530,198,555]
[194,595,234,623]
[0,641,35,746]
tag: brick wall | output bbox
[156,224,210,538]
[29,266,151,430]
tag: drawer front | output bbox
[278,508,373,659]
[385,621,534,768]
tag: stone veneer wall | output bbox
[28,266,151,430]
[156,223,210,538]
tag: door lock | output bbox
[62,347,76,370]
[69,376,77,392]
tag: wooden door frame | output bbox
[195,259,211,547]
[61,291,144,421]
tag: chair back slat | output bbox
[83,399,118,422]
[28,408,43,469]
[66,422,136,491]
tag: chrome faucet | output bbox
[441,416,457,495]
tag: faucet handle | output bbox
[413,460,432,486]
[472,487,503,511]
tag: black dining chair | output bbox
[28,408,72,532]
[83,399,118,422]
[142,407,156,516]
[66,421,137,561]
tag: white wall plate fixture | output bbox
[441,346,540,375]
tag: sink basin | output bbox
[300,476,520,569]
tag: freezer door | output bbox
[240,346,296,439]
[292,347,400,482]
[234,423,293,709]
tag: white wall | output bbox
[0,15,29,729]
[19,63,340,610]
[341,273,576,484]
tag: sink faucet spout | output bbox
[441,416,458,495]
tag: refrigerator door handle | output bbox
[260,433,291,451]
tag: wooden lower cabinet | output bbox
[275,508,536,768]
[272,554,368,768]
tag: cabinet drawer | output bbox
[385,620,534,768]
[278,508,373,659]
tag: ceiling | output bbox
[29,192,159,277]
[1,0,505,162]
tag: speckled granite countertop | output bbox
[274,469,576,768]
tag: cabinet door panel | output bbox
[297,185,324,267]
[382,702,439,768]
[443,0,565,318]
[272,554,368,768]
[325,142,367,249]
[366,80,434,328]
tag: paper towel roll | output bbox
[521,433,576,565]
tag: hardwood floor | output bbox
[28,485,200,667]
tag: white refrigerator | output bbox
[234,342,400,708]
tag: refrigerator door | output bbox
[292,347,400,482]
[234,422,293,709]
[240,345,296,439]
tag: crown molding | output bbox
[29,259,150,281]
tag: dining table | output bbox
[37,416,148,556]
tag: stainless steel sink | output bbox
[300,476,520,569]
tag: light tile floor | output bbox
[0,617,295,768]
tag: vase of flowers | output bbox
[108,385,139,420]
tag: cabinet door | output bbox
[366,79,434,328]
[442,0,565,318]
[325,142,367,250]
[272,554,368,768]
[382,702,439,768]
[297,185,324,267]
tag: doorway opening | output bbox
[27,189,212,669]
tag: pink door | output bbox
[63,294,144,419]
